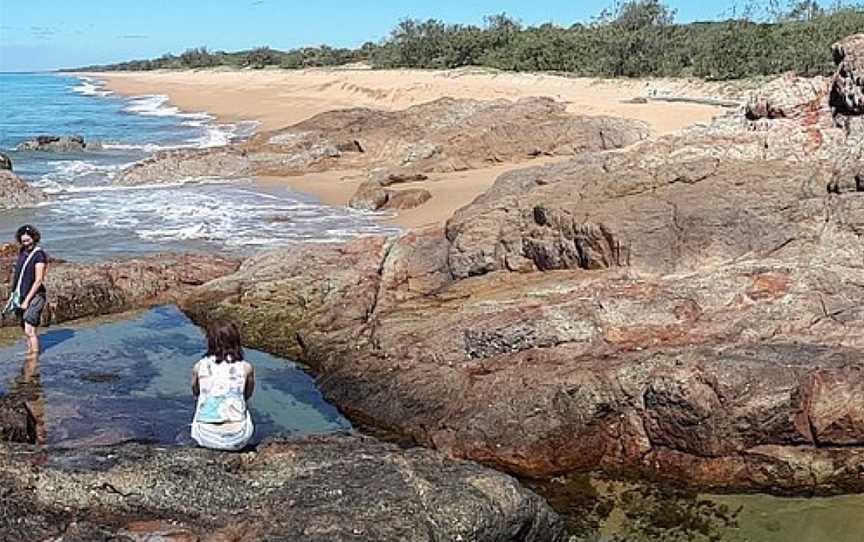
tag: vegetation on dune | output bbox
[73,1,864,80]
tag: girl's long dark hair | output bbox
[205,320,244,363]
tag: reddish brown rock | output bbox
[746,74,827,120]
[182,236,389,360]
[184,35,864,494]
[0,253,240,327]
[384,188,432,210]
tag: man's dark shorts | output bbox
[15,293,46,327]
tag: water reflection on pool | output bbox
[0,305,351,448]
[531,473,864,542]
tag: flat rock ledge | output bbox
[0,434,565,542]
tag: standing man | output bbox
[12,225,47,353]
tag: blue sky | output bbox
[1,0,748,71]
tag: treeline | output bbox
[81,45,370,71]
[73,1,864,80]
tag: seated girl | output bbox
[190,320,255,451]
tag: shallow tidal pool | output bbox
[0,305,350,448]
[532,475,864,542]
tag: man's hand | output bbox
[20,299,29,310]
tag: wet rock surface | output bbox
[0,435,565,541]
[0,253,240,327]
[114,147,252,186]
[0,152,11,171]
[184,34,864,493]
[16,135,99,152]
[0,170,44,209]
[114,96,650,186]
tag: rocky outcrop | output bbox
[831,33,864,115]
[0,152,11,170]
[114,147,251,186]
[247,97,650,176]
[0,435,564,541]
[183,236,388,360]
[16,135,99,152]
[0,253,240,327]
[182,35,864,494]
[114,97,650,186]
[745,74,826,119]
[0,170,44,209]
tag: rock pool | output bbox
[0,305,350,448]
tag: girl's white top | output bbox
[192,356,252,424]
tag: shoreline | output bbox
[89,68,731,230]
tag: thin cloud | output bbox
[29,26,57,38]
[119,34,149,39]
[250,0,266,6]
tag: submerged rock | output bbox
[0,435,565,541]
[0,170,44,209]
[16,134,99,152]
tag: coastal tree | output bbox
[70,1,864,79]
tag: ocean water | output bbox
[0,73,397,261]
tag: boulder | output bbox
[831,33,864,115]
[348,180,389,211]
[745,74,827,119]
[113,148,252,186]
[16,135,97,152]
[0,435,565,541]
[0,170,44,209]
[0,253,240,327]
[0,152,11,171]
[384,187,432,210]
[182,236,389,360]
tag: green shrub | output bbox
[71,1,864,80]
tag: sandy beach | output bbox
[94,68,731,229]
